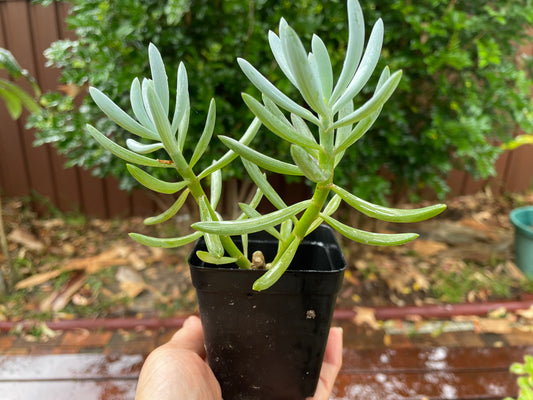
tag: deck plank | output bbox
[0,346,528,399]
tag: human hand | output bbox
[135,315,343,400]
[135,316,222,400]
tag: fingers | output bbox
[167,315,206,358]
[307,326,343,400]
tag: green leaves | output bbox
[192,200,311,236]
[85,124,171,168]
[290,145,329,183]
[127,164,188,194]
[237,57,319,125]
[253,238,300,291]
[241,93,319,150]
[332,185,446,222]
[322,214,419,246]
[332,70,402,130]
[89,87,159,141]
[190,98,216,168]
[130,231,202,248]
[218,135,302,176]
[332,18,384,112]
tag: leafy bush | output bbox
[30,0,533,203]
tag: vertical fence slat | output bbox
[503,145,533,193]
[0,1,31,196]
[105,176,131,218]
[77,167,108,218]
[2,1,57,207]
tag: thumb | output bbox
[167,315,206,358]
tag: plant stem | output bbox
[168,147,251,269]
[272,117,335,263]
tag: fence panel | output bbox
[0,0,532,218]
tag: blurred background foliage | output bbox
[29,0,533,204]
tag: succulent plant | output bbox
[87,0,446,291]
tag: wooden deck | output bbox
[0,345,529,399]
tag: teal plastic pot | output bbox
[510,206,533,279]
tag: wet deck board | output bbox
[1,346,530,400]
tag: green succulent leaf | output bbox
[198,117,262,180]
[311,34,333,101]
[333,18,384,112]
[322,214,419,246]
[89,86,158,141]
[130,78,155,129]
[330,0,365,104]
[146,81,176,151]
[198,196,224,258]
[239,203,282,240]
[210,168,222,209]
[196,251,238,265]
[143,189,190,225]
[290,145,329,183]
[268,28,298,88]
[237,57,319,125]
[332,70,402,129]
[190,98,216,168]
[192,200,311,236]
[126,139,164,154]
[85,124,171,168]
[129,231,203,248]
[242,93,320,150]
[148,43,169,116]
[335,109,381,156]
[290,114,317,148]
[126,164,188,194]
[241,159,287,210]
[334,66,390,158]
[252,237,300,291]
[333,185,446,222]
[171,62,190,143]
[218,135,303,176]
[280,23,327,115]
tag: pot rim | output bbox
[510,206,533,238]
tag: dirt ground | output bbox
[1,189,533,322]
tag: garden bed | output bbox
[1,190,532,323]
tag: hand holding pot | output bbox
[135,315,343,400]
[135,316,222,400]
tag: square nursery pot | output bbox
[188,225,346,400]
[510,206,533,279]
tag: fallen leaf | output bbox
[116,266,146,298]
[40,272,87,312]
[411,239,448,257]
[8,228,45,252]
[476,318,513,334]
[516,306,533,320]
[353,307,380,330]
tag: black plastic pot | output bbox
[188,225,346,400]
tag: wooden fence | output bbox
[0,0,532,218]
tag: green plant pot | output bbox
[510,206,533,279]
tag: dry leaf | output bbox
[353,307,380,330]
[116,266,146,298]
[476,318,513,334]
[411,239,448,257]
[8,228,45,252]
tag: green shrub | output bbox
[505,355,533,400]
[30,0,533,203]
